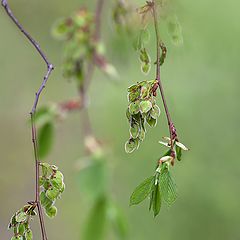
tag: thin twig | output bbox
[152,0,177,154]
[1,1,54,239]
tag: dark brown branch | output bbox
[152,1,177,155]
[1,1,54,239]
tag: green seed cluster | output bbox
[39,163,65,218]
[8,205,35,240]
[125,80,161,153]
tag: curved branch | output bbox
[1,1,54,239]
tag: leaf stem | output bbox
[152,1,177,153]
[1,1,54,239]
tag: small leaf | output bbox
[25,229,33,240]
[125,138,139,153]
[18,224,25,235]
[45,206,57,218]
[129,101,140,115]
[175,141,189,151]
[50,171,64,190]
[83,197,107,240]
[38,122,54,159]
[15,211,27,223]
[140,100,152,113]
[150,105,160,119]
[167,15,183,46]
[139,48,150,64]
[146,115,157,127]
[40,162,52,177]
[130,176,154,206]
[40,191,53,209]
[52,18,69,40]
[138,128,145,141]
[129,123,140,139]
[152,183,161,217]
[175,145,182,161]
[141,63,150,74]
[160,169,177,206]
[46,187,60,201]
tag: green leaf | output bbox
[129,122,140,139]
[18,224,25,235]
[108,204,128,240]
[46,187,60,201]
[45,206,57,218]
[50,171,64,190]
[141,63,150,74]
[125,138,139,153]
[146,115,157,127]
[83,197,107,240]
[40,162,52,177]
[138,128,145,141]
[11,236,22,240]
[129,101,140,115]
[25,229,33,240]
[76,157,107,200]
[140,100,152,113]
[139,48,150,64]
[176,145,182,161]
[160,169,177,206]
[52,18,69,40]
[40,191,53,209]
[150,105,160,119]
[15,211,27,223]
[130,176,154,206]
[152,183,161,217]
[38,122,54,159]
[167,15,183,46]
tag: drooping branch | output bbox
[1,1,54,239]
[152,0,177,154]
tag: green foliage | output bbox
[52,8,116,87]
[39,163,65,218]
[125,80,160,153]
[130,176,154,206]
[167,15,183,46]
[8,204,36,240]
[38,122,54,159]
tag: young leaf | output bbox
[38,122,54,159]
[15,211,27,223]
[125,138,139,153]
[167,15,183,46]
[130,176,154,206]
[129,122,140,139]
[146,115,157,127]
[175,145,182,161]
[25,229,33,240]
[152,183,161,217]
[150,105,160,119]
[129,101,140,115]
[140,100,152,113]
[45,206,57,218]
[83,197,107,240]
[160,169,177,206]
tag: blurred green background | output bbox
[0,0,239,239]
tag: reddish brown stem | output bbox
[152,1,177,153]
[2,1,54,239]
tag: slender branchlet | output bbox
[152,0,177,156]
[2,1,54,239]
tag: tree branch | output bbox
[152,0,177,154]
[1,1,54,239]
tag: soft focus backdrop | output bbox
[0,0,239,239]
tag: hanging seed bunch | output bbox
[39,163,65,218]
[125,80,161,153]
[52,8,116,87]
[8,204,36,240]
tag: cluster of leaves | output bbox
[130,139,188,216]
[8,204,35,240]
[76,135,127,240]
[52,8,116,87]
[125,80,160,153]
[39,163,65,218]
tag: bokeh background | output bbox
[0,0,239,239]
